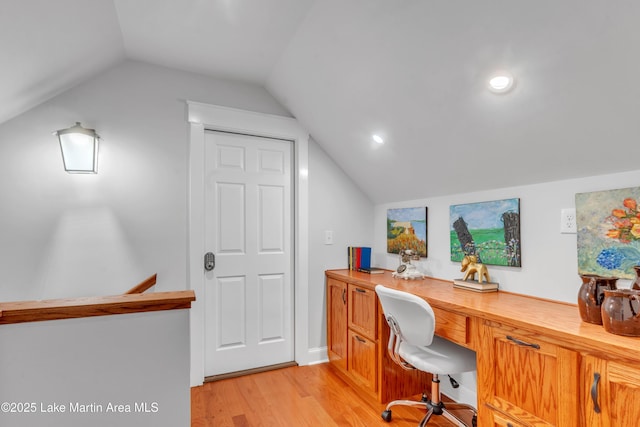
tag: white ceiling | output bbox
[2,0,639,203]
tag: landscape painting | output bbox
[576,186,640,279]
[387,207,427,257]
[450,198,521,267]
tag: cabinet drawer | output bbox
[433,307,468,345]
[348,284,377,340]
[490,411,528,427]
[348,330,377,392]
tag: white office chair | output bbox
[375,285,477,427]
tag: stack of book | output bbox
[453,279,499,293]
[348,247,385,274]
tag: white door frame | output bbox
[187,101,309,386]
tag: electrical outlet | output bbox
[561,208,577,234]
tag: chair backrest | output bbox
[375,285,436,347]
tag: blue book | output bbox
[360,247,371,270]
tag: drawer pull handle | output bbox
[506,335,540,349]
[342,289,346,304]
[355,288,366,293]
[591,372,601,414]
[355,335,366,343]
[507,424,513,427]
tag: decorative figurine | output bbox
[460,254,491,283]
[392,249,424,280]
[453,254,499,292]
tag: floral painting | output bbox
[387,207,427,257]
[450,198,521,267]
[576,187,640,279]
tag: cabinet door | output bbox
[327,278,347,369]
[478,322,579,427]
[348,330,377,392]
[583,355,640,426]
[348,284,377,340]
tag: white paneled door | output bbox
[204,130,293,376]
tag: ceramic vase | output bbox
[578,274,618,325]
[632,265,640,290]
[601,288,640,336]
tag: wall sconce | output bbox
[55,122,100,173]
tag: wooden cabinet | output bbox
[483,342,640,427]
[432,306,470,347]
[326,268,640,424]
[326,278,347,370]
[491,411,528,427]
[348,329,377,390]
[348,284,377,339]
[346,284,377,391]
[478,321,579,427]
[326,278,379,396]
[326,272,430,403]
[582,355,640,426]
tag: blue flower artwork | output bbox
[576,186,640,279]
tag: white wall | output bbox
[0,310,190,427]
[0,59,374,385]
[0,60,290,302]
[308,139,374,357]
[374,169,640,303]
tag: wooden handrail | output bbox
[0,290,195,325]
[125,273,158,294]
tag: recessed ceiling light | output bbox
[372,134,384,144]
[488,72,515,94]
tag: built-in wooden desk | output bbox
[326,269,640,427]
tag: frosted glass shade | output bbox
[56,122,99,173]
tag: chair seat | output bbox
[398,335,476,375]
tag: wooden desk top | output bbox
[326,269,640,363]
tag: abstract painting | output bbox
[450,198,521,267]
[387,207,427,257]
[576,186,640,279]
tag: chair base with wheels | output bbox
[375,285,478,427]
[380,373,477,427]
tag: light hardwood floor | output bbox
[191,363,472,426]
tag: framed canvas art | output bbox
[576,186,640,279]
[450,198,521,267]
[387,207,427,257]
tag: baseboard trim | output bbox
[305,346,328,365]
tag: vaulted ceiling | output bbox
[2,0,639,203]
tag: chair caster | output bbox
[472,414,477,427]
[381,409,392,422]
